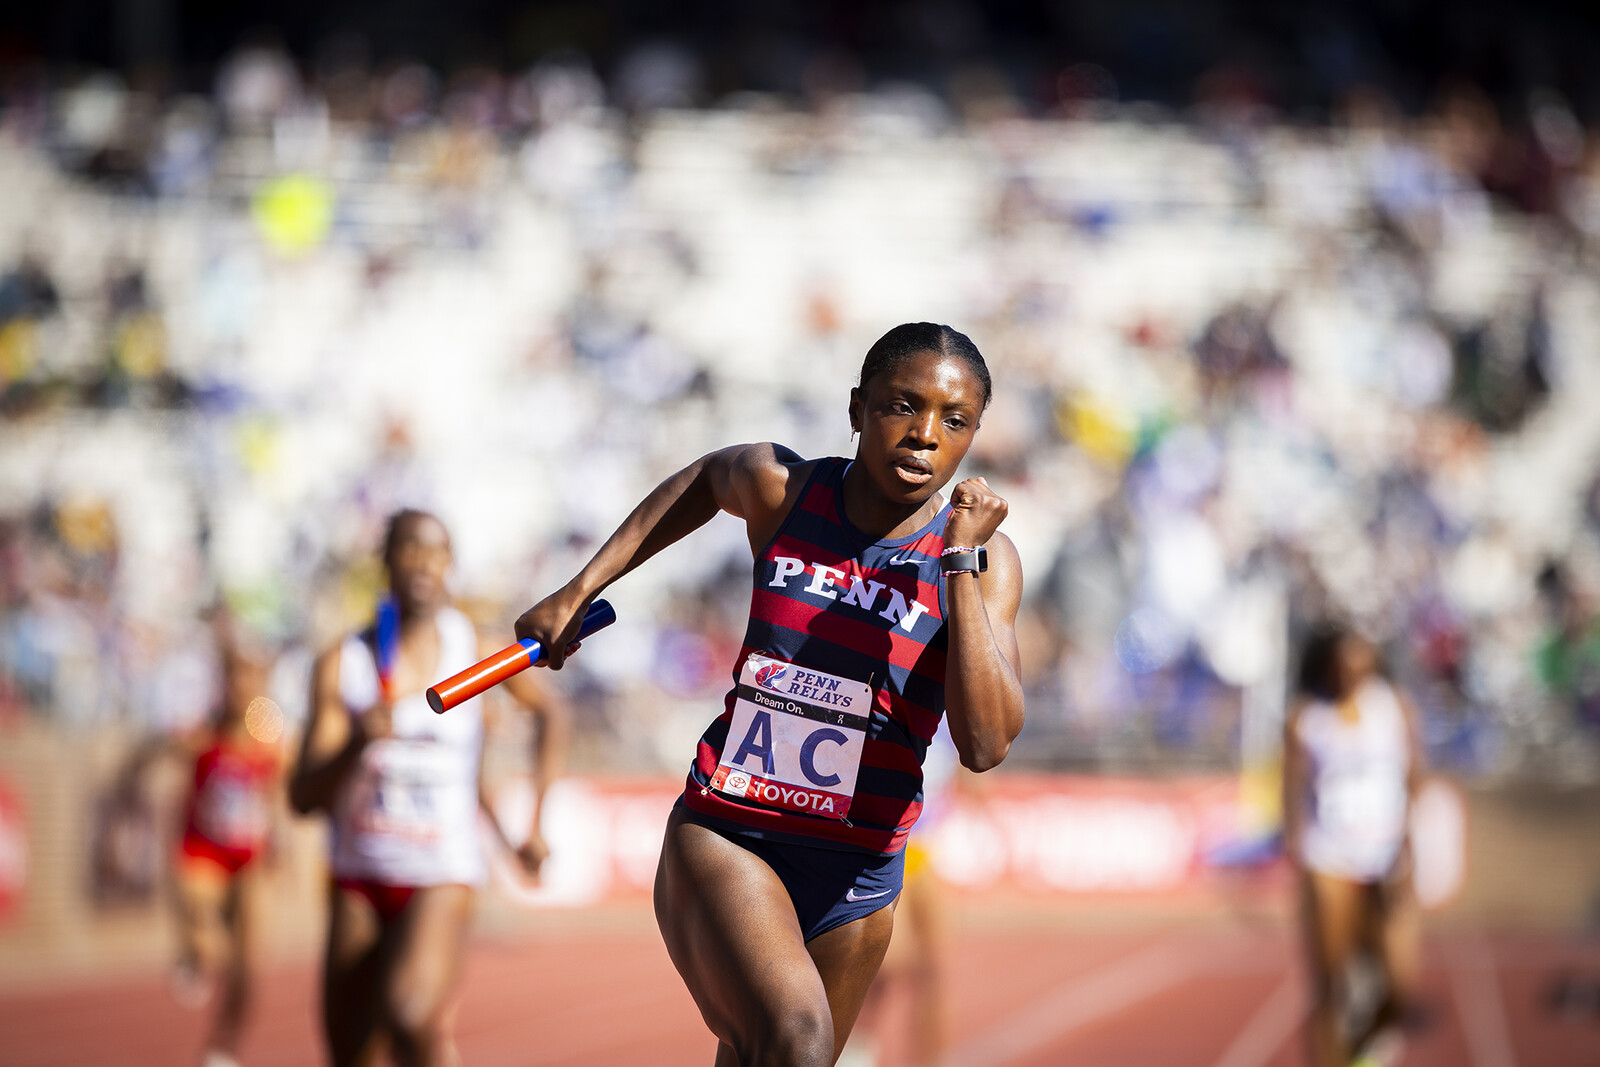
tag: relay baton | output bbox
[426,599,616,714]
[375,596,400,702]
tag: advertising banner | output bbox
[484,774,1464,909]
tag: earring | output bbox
[850,429,858,442]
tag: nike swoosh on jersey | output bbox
[845,886,894,902]
[887,553,919,566]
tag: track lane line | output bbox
[942,934,1244,1067]
[457,977,700,1064]
[1447,931,1518,1067]
[1209,974,1304,1067]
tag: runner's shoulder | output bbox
[982,529,1020,563]
[717,443,815,513]
[720,441,809,475]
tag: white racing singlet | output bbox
[330,606,487,887]
[1294,677,1412,882]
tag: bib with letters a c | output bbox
[710,655,873,820]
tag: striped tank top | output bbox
[684,457,953,855]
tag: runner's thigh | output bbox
[324,883,386,1067]
[654,808,832,1060]
[1305,872,1363,982]
[175,862,229,962]
[1375,881,1423,996]
[221,872,255,976]
[385,884,474,1034]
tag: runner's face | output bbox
[387,515,452,612]
[851,351,984,505]
[1332,635,1377,698]
[222,653,270,720]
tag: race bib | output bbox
[196,776,268,848]
[1319,766,1406,837]
[711,655,873,820]
[349,740,454,843]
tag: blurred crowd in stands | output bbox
[3,25,1600,784]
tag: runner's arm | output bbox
[1399,689,1426,798]
[115,728,203,798]
[1393,687,1428,883]
[287,646,366,815]
[515,442,805,668]
[1280,702,1309,862]
[499,644,572,872]
[942,529,1025,771]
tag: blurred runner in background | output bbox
[847,720,961,1067]
[1284,624,1425,1067]
[118,619,286,1067]
[289,509,569,1067]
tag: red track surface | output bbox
[1,916,1594,1066]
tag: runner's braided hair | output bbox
[858,322,992,411]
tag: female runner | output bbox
[118,627,285,1067]
[290,509,570,1067]
[1283,624,1425,1067]
[514,322,1025,1066]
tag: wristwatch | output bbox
[940,546,988,576]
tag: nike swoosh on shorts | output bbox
[845,887,893,902]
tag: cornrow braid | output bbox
[858,323,992,410]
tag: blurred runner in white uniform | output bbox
[291,509,569,1067]
[1284,625,1424,1067]
[330,603,487,890]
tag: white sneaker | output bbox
[1354,1025,1406,1067]
[170,962,213,1010]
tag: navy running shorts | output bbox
[677,801,905,941]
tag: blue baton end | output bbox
[584,599,617,633]
[519,636,542,667]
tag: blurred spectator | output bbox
[0,252,60,402]
[1534,562,1600,732]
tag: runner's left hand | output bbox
[515,831,550,883]
[942,477,1008,550]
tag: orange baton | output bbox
[427,599,616,714]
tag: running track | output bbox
[1,915,1593,1066]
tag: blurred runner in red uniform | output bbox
[121,623,286,1067]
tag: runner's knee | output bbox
[741,1001,833,1067]
[1306,959,1342,1005]
[385,999,446,1058]
[386,976,449,1040]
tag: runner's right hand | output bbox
[513,587,590,671]
[357,700,395,742]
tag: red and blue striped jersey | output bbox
[684,456,953,855]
